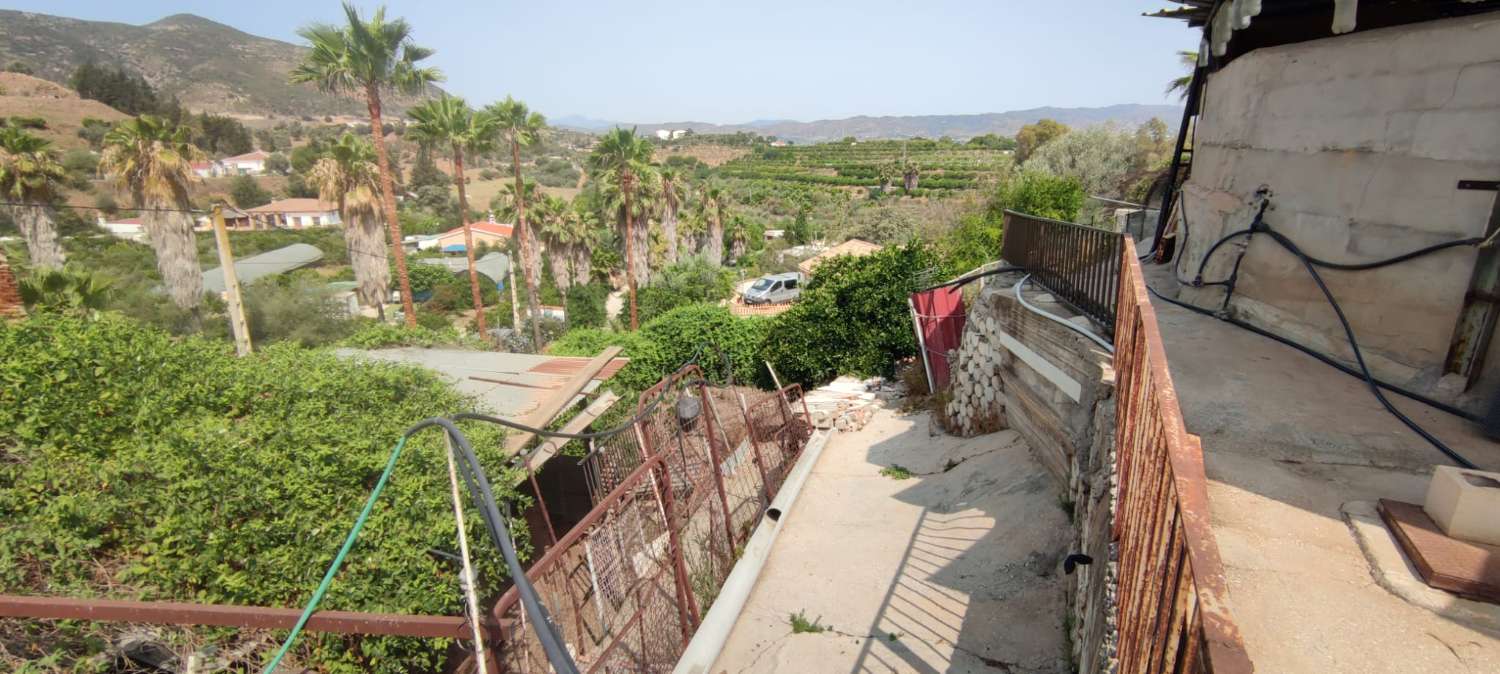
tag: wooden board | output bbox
[1378,499,1500,603]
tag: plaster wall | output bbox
[1175,14,1500,405]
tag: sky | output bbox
[5,0,1199,124]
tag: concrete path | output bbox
[1147,265,1500,673]
[711,406,1072,674]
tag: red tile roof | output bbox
[445,220,514,238]
[222,150,272,162]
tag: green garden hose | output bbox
[261,435,409,674]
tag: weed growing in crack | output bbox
[879,465,914,480]
[789,610,827,634]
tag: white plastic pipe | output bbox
[672,429,834,674]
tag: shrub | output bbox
[237,277,355,346]
[403,262,460,296]
[639,303,771,387]
[0,315,524,672]
[424,283,465,313]
[637,257,736,323]
[764,241,947,386]
[341,321,481,349]
[564,282,608,329]
[6,115,47,130]
[229,175,273,209]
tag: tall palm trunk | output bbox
[143,203,203,319]
[624,178,638,330]
[662,199,679,266]
[346,210,389,312]
[706,208,724,267]
[366,87,417,327]
[570,244,591,287]
[452,147,488,336]
[511,141,543,348]
[8,204,64,269]
[547,238,571,291]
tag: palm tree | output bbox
[657,166,688,266]
[725,214,749,265]
[306,132,389,313]
[291,2,442,328]
[406,95,498,336]
[535,194,574,291]
[1165,50,1199,99]
[99,115,205,319]
[697,181,728,267]
[569,203,601,288]
[0,126,67,269]
[486,97,547,347]
[603,165,658,288]
[588,128,653,328]
[18,267,111,316]
[0,248,23,318]
[492,178,543,290]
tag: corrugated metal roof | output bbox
[334,347,629,419]
[203,243,323,292]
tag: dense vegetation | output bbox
[0,315,526,673]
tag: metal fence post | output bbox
[633,422,700,641]
[698,383,740,557]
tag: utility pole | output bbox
[212,205,253,356]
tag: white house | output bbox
[97,215,146,242]
[221,150,271,175]
[246,198,341,229]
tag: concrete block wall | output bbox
[941,279,1118,672]
[1175,14,1500,405]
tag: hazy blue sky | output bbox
[6,1,1198,123]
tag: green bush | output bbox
[565,283,608,329]
[764,241,947,386]
[341,321,482,350]
[0,315,524,673]
[404,263,459,296]
[637,257,736,324]
[235,277,354,346]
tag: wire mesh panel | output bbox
[1112,238,1252,674]
[492,367,814,673]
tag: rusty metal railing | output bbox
[1001,210,1123,337]
[1112,238,1252,673]
[491,366,811,673]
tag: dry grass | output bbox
[459,177,579,210]
[0,74,130,152]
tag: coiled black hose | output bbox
[1161,205,1484,468]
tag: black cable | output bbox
[1155,219,1480,467]
[402,417,581,674]
[1146,285,1479,423]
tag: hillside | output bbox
[0,72,130,151]
[0,10,438,118]
[561,104,1182,142]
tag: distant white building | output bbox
[655,129,689,140]
[189,150,273,178]
[97,215,146,242]
[246,198,341,229]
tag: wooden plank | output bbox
[503,346,624,455]
[1379,499,1500,602]
[522,391,622,476]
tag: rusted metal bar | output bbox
[1113,238,1253,674]
[698,384,741,556]
[0,595,492,640]
[635,421,699,641]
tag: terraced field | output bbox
[717,139,1012,197]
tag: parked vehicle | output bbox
[743,272,804,304]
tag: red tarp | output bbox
[910,286,967,391]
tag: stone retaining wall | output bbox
[940,278,1118,672]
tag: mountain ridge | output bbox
[0,9,438,118]
[556,104,1182,142]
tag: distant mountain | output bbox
[559,105,1182,142]
[0,10,439,118]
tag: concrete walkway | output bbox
[1148,265,1500,673]
[711,407,1072,674]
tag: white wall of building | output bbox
[1175,14,1500,402]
